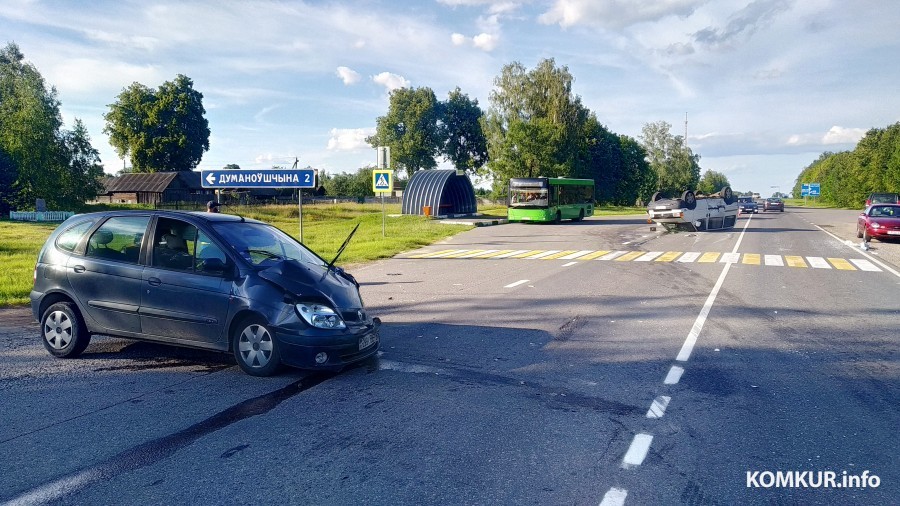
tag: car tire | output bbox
[856,224,863,238]
[681,190,697,210]
[650,191,663,203]
[554,211,561,224]
[720,186,735,205]
[41,302,90,358]
[233,316,282,377]
[863,228,871,243]
[575,209,585,222]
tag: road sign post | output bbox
[372,169,393,238]
[201,169,316,242]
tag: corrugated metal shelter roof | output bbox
[101,171,202,193]
[401,169,477,216]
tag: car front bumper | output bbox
[273,320,380,370]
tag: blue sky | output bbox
[3,0,899,196]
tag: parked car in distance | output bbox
[763,198,784,212]
[30,210,380,376]
[737,196,758,214]
[865,192,900,207]
[857,204,900,242]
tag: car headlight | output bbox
[871,222,882,229]
[295,303,346,329]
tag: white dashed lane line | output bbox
[621,433,654,469]
[503,279,529,288]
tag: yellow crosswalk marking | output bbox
[828,258,856,270]
[541,250,578,260]
[698,252,720,263]
[576,250,611,260]
[442,249,485,258]
[410,249,456,258]
[615,251,645,261]
[655,251,682,262]
[742,253,761,265]
[512,250,545,258]
[471,250,515,258]
[785,255,807,268]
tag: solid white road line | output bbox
[764,254,784,266]
[646,396,671,419]
[621,433,653,469]
[814,224,898,277]
[664,365,685,385]
[598,487,628,506]
[675,215,752,362]
[504,279,530,288]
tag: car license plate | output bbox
[888,231,900,236]
[359,332,378,350]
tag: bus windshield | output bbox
[510,188,549,208]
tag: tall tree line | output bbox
[0,43,103,213]
[792,122,900,207]
[368,58,701,206]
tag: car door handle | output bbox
[72,265,85,273]
[148,277,161,286]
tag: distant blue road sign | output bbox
[801,183,810,197]
[201,169,316,188]
[808,183,820,196]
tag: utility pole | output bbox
[684,112,688,145]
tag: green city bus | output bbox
[507,177,595,223]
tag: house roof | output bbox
[101,171,203,193]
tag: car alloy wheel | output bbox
[41,302,90,358]
[234,317,281,376]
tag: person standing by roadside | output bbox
[207,201,221,213]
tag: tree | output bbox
[223,163,241,170]
[439,87,488,175]
[58,119,104,207]
[640,121,701,195]
[483,59,589,190]
[697,170,731,195]
[0,43,103,210]
[104,74,210,172]
[617,135,656,205]
[367,87,441,178]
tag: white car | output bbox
[648,188,738,231]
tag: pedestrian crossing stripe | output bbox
[399,249,883,272]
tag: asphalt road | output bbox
[1,206,897,505]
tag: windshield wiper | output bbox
[321,223,360,284]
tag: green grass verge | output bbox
[0,203,471,307]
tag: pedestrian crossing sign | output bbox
[373,170,393,194]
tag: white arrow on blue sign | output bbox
[200,169,316,188]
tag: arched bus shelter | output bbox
[401,169,477,217]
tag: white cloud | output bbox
[43,58,162,96]
[372,72,410,92]
[327,128,375,151]
[539,0,702,30]
[336,66,361,85]
[451,33,467,45]
[822,126,867,145]
[787,126,866,147]
[472,33,499,51]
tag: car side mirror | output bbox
[200,258,228,275]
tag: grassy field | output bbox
[0,203,471,307]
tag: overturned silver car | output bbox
[647,187,738,232]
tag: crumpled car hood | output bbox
[257,259,362,309]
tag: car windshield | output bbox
[509,188,549,207]
[212,222,325,267]
[738,197,752,203]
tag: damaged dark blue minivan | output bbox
[30,210,380,376]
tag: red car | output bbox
[857,204,900,241]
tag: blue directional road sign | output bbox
[201,169,316,188]
[808,183,820,196]
[801,183,810,197]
